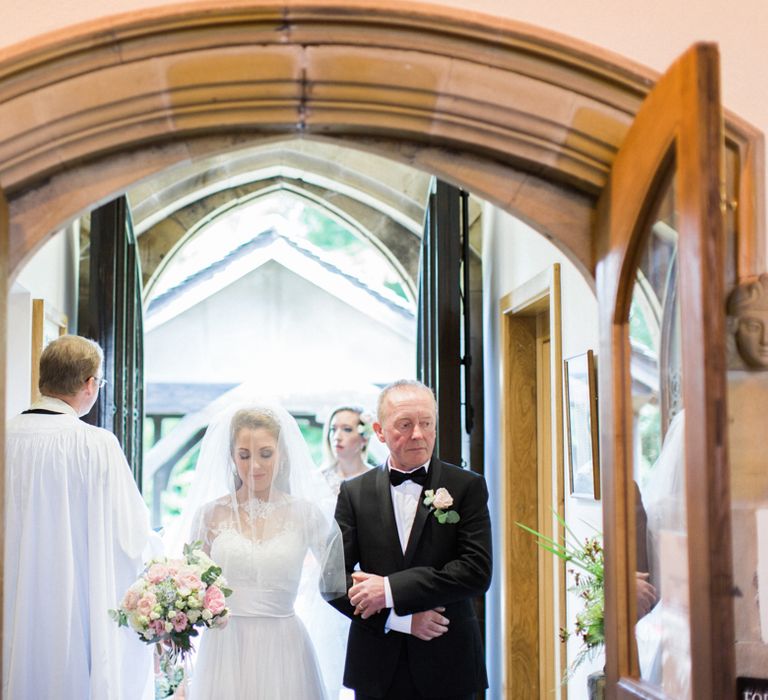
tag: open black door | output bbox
[79,196,144,486]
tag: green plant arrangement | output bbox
[516,513,604,678]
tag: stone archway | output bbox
[0,0,662,284]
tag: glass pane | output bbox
[630,172,691,698]
[146,192,413,309]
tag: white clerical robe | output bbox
[3,397,156,700]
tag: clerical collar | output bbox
[28,396,79,418]
[387,458,430,475]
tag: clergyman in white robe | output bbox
[3,395,157,699]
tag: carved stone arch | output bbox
[0,0,659,283]
[0,1,760,290]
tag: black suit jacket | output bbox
[330,457,492,698]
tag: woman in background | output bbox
[321,405,373,494]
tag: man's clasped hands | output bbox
[348,571,450,641]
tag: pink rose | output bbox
[432,487,454,510]
[150,619,167,637]
[166,559,184,575]
[204,585,226,616]
[174,569,202,595]
[146,563,170,584]
[136,592,157,617]
[121,588,141,611]
[172,612,189,633]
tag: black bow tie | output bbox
[389,466,428,487]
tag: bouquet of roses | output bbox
[109,541,232,697]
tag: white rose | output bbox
[432,488,454,510]
[187,610,201,623]
[201,609,213,621]
[164,621,174,634]
[128,613,146,632]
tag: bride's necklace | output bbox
[240,497,278,522]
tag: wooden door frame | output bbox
[500,264,567,698]
[596,44,734,699]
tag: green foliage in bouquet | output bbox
[516,512,604,678]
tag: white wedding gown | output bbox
[189,516,327,700]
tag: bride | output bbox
[168,403,347,699]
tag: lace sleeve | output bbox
[190,500,230,555]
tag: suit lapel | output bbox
[403,457,442,566]
[375,464,405,567]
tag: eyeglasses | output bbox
[92,376,108,389]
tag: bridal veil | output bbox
[164,401,347,698]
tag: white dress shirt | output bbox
[384,459,430,634]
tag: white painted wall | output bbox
[6,228,76,416]
[6,284,32,418]
[13,226,77,324]
[482,203,601,694]
[144,260,415,390]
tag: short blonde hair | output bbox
[38,335,103,397]
[377,379,437,424]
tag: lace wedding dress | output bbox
[164,402,347,700]
[189,499,328,700]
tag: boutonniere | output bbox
[423,488,460,524]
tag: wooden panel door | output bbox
[596,44,734,699]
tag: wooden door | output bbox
[596,44,734,699]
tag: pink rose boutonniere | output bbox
[423,487,460,524]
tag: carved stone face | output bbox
[728,273,768,369]
[735,315,768,368]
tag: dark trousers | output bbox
[353,643,475,700]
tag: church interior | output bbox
[2,1,768,698]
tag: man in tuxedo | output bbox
[331,379,492,699]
